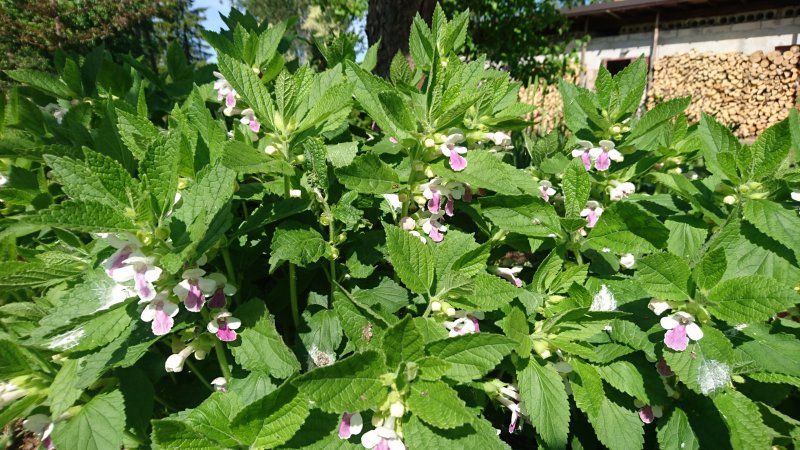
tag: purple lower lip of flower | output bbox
[216,321,237,341]
[508,410,519,433]
[445,195,455,217]
[338,413,353,439]
[463,186,472,202]
[135,270,152,299]
[106,247,132,276]
[586,211,599,228]
[208,289,227,309]
[664,324,689,351]
[375,439,390,450]
[226,91,236,109]
[449,152,467,171]
[152,308,174,336]
[428,190,441,213]
[540,186,550,202]
[580,152,591,170]
[428,227,444,242]
[595,151,610,171]
[471,317,480,332]
[656,359,673,377]
[249,120,261,133]
[184,282,205,312]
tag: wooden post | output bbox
[643,12,660,114]
[580,18,589,88]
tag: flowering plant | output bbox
[1,6,799,450]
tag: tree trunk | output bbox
[366,0,436,77]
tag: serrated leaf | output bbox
[231,383,309,448]
[140,129,180,216]
[657,408,699,450]
[562,159,591,217]
[451,272,518,312]
[518,358,570,449]
[432,152,534,195]
[269,224,330,271]
[335,153,400,194]
[293,351,387,413]
[426,333,515,382]
[222,141,294,175]
[217,54,274,122]
[591,399,644,450]
[595,361,650,403]
[584,202,669,253]
[232,313,300,379]
[385,224,434,295]
[480,195,561,238]
[0,340,31,378]
[665,217,708,260]
[407,380,473,429]
[737,324,800,377]
[6,69,76,98]
[742,199,800,260]
[45,153,134,209]
[635,252,692,301]
[51,390,125,450]
[663,327,734,394]
[707,275,800,324]
[327,142,359,168]
[712,389,775,450]
[382,316,425,368]
[34,201,137,232]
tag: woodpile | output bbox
[647,46,799,138]
[519,82,565,135]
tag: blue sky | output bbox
[196,0,231,61]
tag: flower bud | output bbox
[211,377,227,392]
[431,301,442,312]
[611,125,622,134]
[723,195,737,205]
[289,189,302,198]
[265,145,278,155]
[320,212,332,226]
[330,246,340,260]
[399,217,416,231]
[424,138,435,148]
[390,401,405,418]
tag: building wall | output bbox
[581,16,800,88]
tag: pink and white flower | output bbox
[539,180,557,202]
[619,253,635,269]
[495,267,523,288]
[207,309,242,342]
[496,384,525,433]
[571,140,594,171]
[444,311,483,337]
[610,181,635,201]
[211,377,228,392]
[484,131,512,148]
[439,132,468,171]
[660,311,703,351]
[100,233,141,279]
[580,201,604,228]
[240,108,261,133]
[213,71,238,116]
[420,212,447,242]
[0,382,26,408]
[111,253,162,302]
[173,268,217,312]
[164,344,204,373]
[338,412,364,440]
[140,293,180,336]
[361,416,405,450]
[206,273,237,309]
[589,140,622,171]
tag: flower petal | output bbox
[686,323,704,341]
[664,325,689,351]
[448,152,467,171]
[660,316,679,330]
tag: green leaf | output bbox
[737,324,800,377]
[51,390,125,450]
[407,380,474,429]
[303,137,329,190]
[707,275,800,324]
[45,153,133,209]
[426,333,515,382]
[269,223,330,271]
[613,57,647,118]
[698,113,741,181]
[217,54,274,122]
[231,383,310,449]
[231,313,300,379]
[742,199,800,260]
[116,108,159,161]
[293,351,387,413]
[432,152,535,195]
[635,252,692,301]
[663,327,734,394]
[500,306,531,356]
[628,97,691,146]
[139,129,180,216]
[221,141,294,175]
[518,358,570,449]
[404,415,510,450]
[562,159,591,217]
[0,340,31,378]
[657,408,699,450]
[591,398,645,450]
[451,272,518,312]
[385,224,434,295]
[584,202,669,253]
[480,195,561,238]
[595,361,650,403]
[6,69,76,98]
[382,316,425,368]
[335,153,400,194]
[665,217,708,260]
[712,389,775,450]
[693,247,727,290]
[750,119,791,180]
[326,142,359,168]
[570,360,605,416]
[34,201,137,232]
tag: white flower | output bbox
[590,285,617,312]
[389,402,405,418]
[211,377,227,392]
[439,131,468,171]
[289,189,302,198]
[361,417,405,450]
[165,345,195,372]
[140,293,180,336]
[619,253,635,269]
[791,192,800,202]
[723,195,737,205]
[443,310,483,337]
[589,140,623,171]
[580,201,604,228]
[610,182,635,201]
[0,173,7,187]
[484,131,512,148]
[173,268,216,312]
[112,253,162,302]
[495,266,523,288]
[0,382,26,408]
[207,309,242,342]
[539,180,556,202]
[383,194,402,214]
[239,108,261,133]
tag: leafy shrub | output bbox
[1,6,799,450]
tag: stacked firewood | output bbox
[647,47,799,138]
[518,82,565,135]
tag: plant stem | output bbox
[184,358,214,392]
[221,247,238,306]
[212,341,232,381]
[289,262,300,331]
